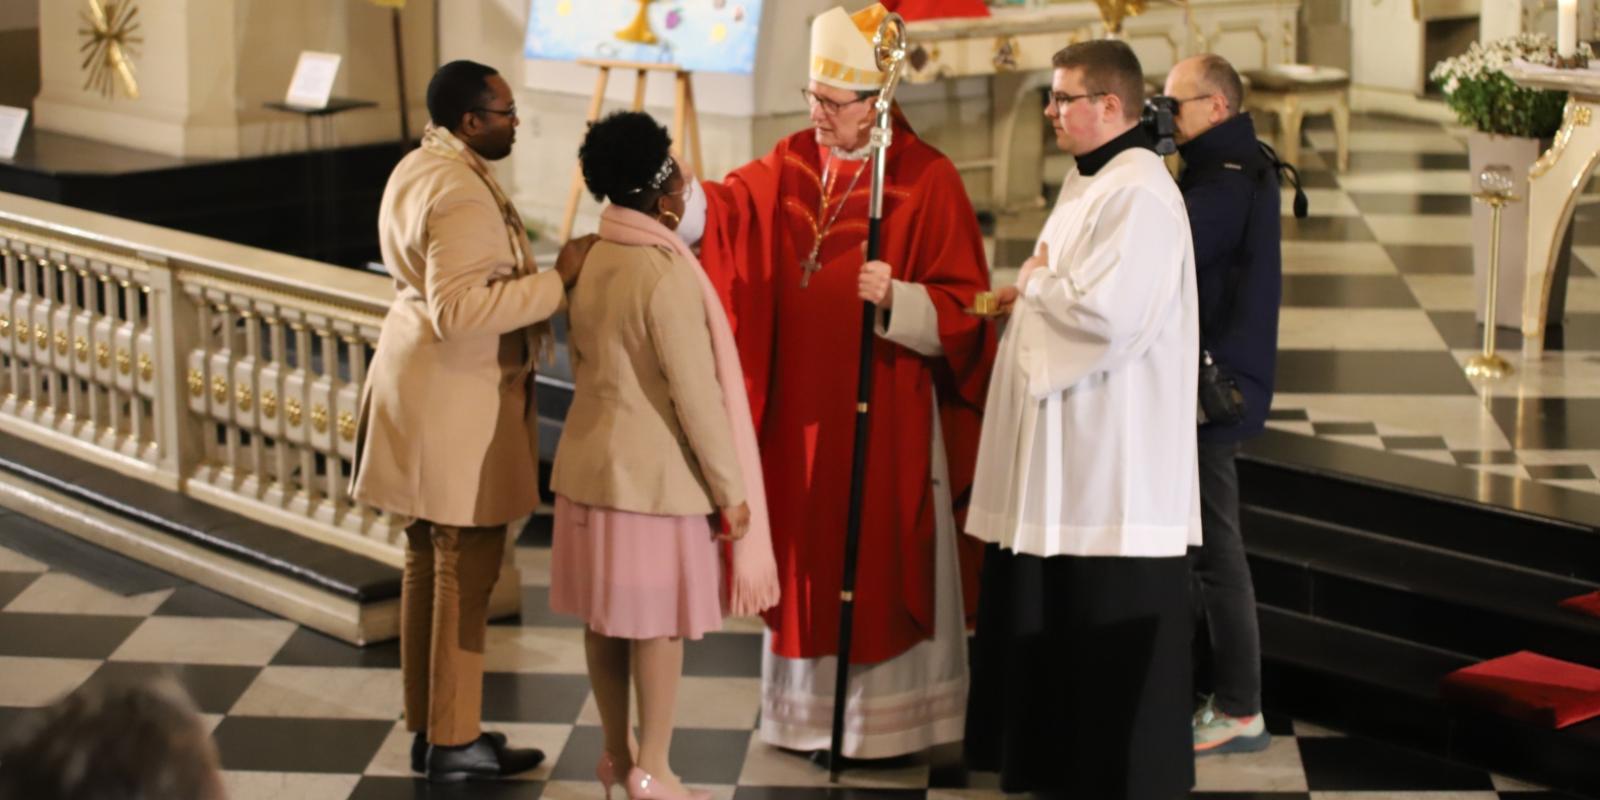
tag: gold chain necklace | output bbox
[798,153,867,288]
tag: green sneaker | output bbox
[1193,698,1271,756]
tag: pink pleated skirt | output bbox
[549,495,726,640]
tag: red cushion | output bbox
[882,0,990,20]
[1440,651,1600,729]
[1559,591,1600,619]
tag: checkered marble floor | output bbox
[989,113,1600,497]
[0,511,1583,800]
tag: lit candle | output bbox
[1558,0,1578,59]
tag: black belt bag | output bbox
[1198,349,1246,426]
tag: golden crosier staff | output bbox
[826,9,909,783]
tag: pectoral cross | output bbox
[799,255,822,288]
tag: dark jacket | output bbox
[1177,112,1281,443]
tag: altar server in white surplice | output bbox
[962,38,1203,800]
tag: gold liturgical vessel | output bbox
[1465,164,1519,379]
[616,0,659,45]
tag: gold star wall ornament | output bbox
[78,0,142,100]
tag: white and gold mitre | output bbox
[810,4,888,91]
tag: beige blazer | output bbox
[551,241,744,516]
[350,145,564,527]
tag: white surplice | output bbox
[966,147,1203,558]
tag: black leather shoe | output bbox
[426,733,544,783]
[412,731,509,774]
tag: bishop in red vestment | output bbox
[678,3,995,758]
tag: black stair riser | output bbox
[1240,458,1600,581]
[1249,553,1600,669]
[1261,612,1600,797]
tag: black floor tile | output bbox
[1296,736,1495,791]
[348,776,546,800]
[0,706,42,746]
[1312,422,1379,436]
[1348,191,1471,215]
[553,725,751,785]
[1525,464,1597,481]
[685,632,763,678]
[1294,169,1341,190]
[0,611,142,659]
[211,715,393,773]
[1344,152,1470,172]
[1452,449,1519,465]
[1267,409,1309,421]
[1275,351,1476,395]
[270,626,402,669]
[518,514,554,548]
[1281,216,1375,242]
[481,673,592,724]
[493,585,584,629]
[734,789,926,800]
[0,571,39,609]
[1381,435,1449,450]
[81,661,261,715]
[153,584,275,619]
[0,515,183,596]
[1282,275,1417,308]
[1384,244,1473,275]
[1428,311,1600,351]
[1188,794,1311,799]
[1489,397,1600,450]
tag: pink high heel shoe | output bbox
[625,766,712,800]
[597,752,621,800]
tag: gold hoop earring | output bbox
[659,210,681,227]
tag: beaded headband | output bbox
[626,155,675,195]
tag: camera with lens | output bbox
[1141,94,1179,156]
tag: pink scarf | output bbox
[596,205,780,617]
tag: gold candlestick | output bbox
[1465,165,1520,380]
[616,0,659,45]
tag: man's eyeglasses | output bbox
[800,88,873,115]
[474,106,518,119]
[1047,91,1106,109]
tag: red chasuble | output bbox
[699,112,996,664]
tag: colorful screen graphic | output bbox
[524,0,764,75]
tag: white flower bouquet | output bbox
[1430,33,1594,138]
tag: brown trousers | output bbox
[402,520,507,747]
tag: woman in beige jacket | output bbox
[550,112,753,800]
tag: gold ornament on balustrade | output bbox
[311,404,329,433]
[188,368,203,397]
[116,348,130,375]
[0,317,10,336]
[338,410,356,442]
[78,0,142,100]
[261,389,277,419]
[34,328,46,349]
[212,375,227,404]
[138,353,151,381]
[55,332,67,356]
[76,337,89,362]
[96,342,109,369]
[286,397,302,426]
[236,384,252,412]
[14,321,27,342]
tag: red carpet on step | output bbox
[1440,651,1600,729]
[1558,591,1600,619]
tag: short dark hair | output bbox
[427,60,499,132]
[0,676,225,800]
[578,111,675,214]
[1194,53,1244,115]
[1051,39,1145,122]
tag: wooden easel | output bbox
[558,59,704,242]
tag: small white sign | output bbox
[285,51,342,109]
[0,106,27,160]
